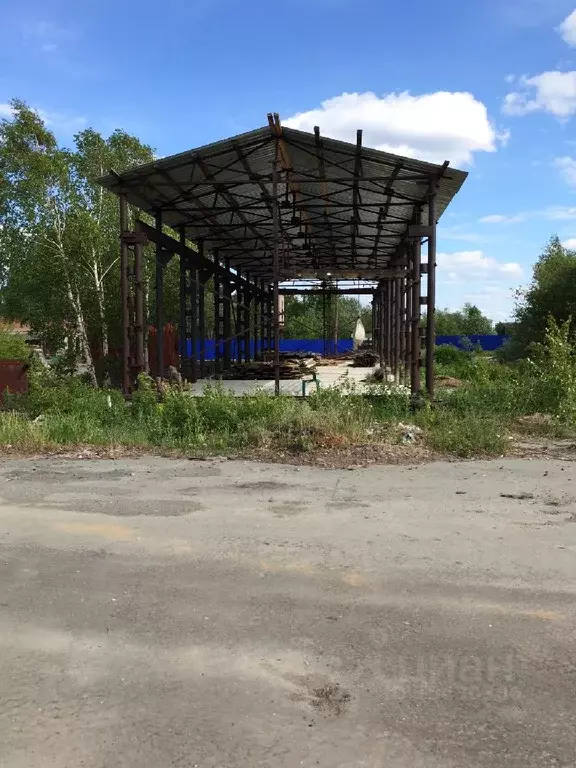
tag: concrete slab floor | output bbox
[1,456,576,767]
[188,363,378,396]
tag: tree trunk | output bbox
[65,280,97,386]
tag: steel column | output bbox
[155,211,164,379]
[213,257,221,376]
[253,278,259,361]
[244,279,251,362]
[119,195,130,395]
[399,275,407,383]
[426,181,437,399]
[394,277,401,379]
[223,260,232,370]
[133,238,145,376]
[411,214,422,396]
[178,226,187,378]
[378,287,384,370]
[189,244,199,382]
[198,269,206,379]
[405,260,412,380]
[272,161,280,395]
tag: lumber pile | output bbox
[222,358,315,380]
[351,350,378,367]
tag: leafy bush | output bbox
[528,317,576,422]
[0,327,30,362]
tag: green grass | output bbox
[2,325,576,462]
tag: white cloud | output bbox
[554,155,576,186]
[479,213,527,224]
[437,250,523,279]
[284,90,504,166]
[503,70,576,118]
[478,206,576,223]
[562,237,576,248]
[39,108,86,135]
[22,21,77,53]
[544,205,576,219]
[438,226,484,243]
[0,102,85,136]
[437,252,522,321]
[558,9,576,46]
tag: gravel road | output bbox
[1,456,575,767]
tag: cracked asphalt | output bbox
[1,456,575,767]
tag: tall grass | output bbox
[1,320,575,460]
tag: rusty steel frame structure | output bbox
[102,115,467,397]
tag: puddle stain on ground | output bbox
[53,521,134,540]
[270,500,309,517]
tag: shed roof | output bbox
[99,119,467,280]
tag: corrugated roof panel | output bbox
[99,124,467,279]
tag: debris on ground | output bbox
[397,423,423,444]
[364,367,397,384]
[436,375,465,388]
[500,491,535,500]
[351,351,378,367]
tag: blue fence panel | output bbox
[185,338,355,359]
[436,335,509,351]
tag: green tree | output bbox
[508,235,576,358]
[282,294,371,340]
[0,100,154,382]
[434,303,494,336]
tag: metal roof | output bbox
[100,119,468,280]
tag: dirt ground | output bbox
[1,455,576,767]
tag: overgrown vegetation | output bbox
[1,316,575,460]
[0,326,30,361]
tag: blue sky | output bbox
[3,0,576,320]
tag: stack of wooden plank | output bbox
[351,350,378,367]
[222,358,315,380]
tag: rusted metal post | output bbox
[322,289,327,356]
[190,242,199,383]
[213,256,221,376]
[378,286,384,370]
[411,213,422,396]
[155,211,164,380]
[178,226,186,377]
[272,161,281,395]
[371,293,378,355]
[426,180,437,399]
[198,269,206,379]
[134,237,145,377]
[385,280,392,371]
[119,194,130,395]
[223,260,232,371]
[394,277,401,380]
[244,279,251,362]
[399,274,407,383]
[405,247,413,379]
[253,278,259,361]
[259,281,266,356]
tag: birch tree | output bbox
[0,100,154,383]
